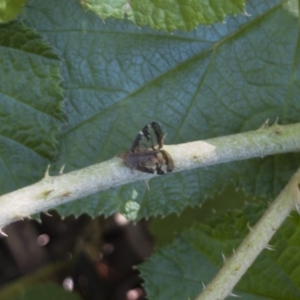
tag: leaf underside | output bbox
[138,203,300,300]
[0,21,63,193]
[0,0,299,220]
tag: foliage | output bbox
[81,0,245,31]
[0,0,300,299]
[141,204,300,299]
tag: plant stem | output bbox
[196,167,300,300]
[0,122,299,231]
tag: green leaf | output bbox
[0,0,27,22]
[20,0,300,219]
[0,21,64,193]
[82,0,246,32]
[138,203,300,300]
[149,184,254,247]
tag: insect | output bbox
[122,122,174,175]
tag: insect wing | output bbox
[130,122,164,152]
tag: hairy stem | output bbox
[0,122,299,231]
[196,167,300,300]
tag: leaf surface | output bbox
[138,204,300,300]
[0,21,63,193]
[2,0,298,219]
[0,0,27,22]
[81,0,246,31]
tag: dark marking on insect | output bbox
[122,122,174,174]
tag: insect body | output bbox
[123,122,174,174]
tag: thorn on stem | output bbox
[265,244,275,251]
[222,252,227,263]
[232,248,237,257]
[247,222,253,232]
[228,291,240,298]
[144,180,150,190]
[260,118,269,129]
[14,214,24,221]
[43,212,53,217]
[59,164,66,175]
[44,165,51,178]
[0,228,8,237]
